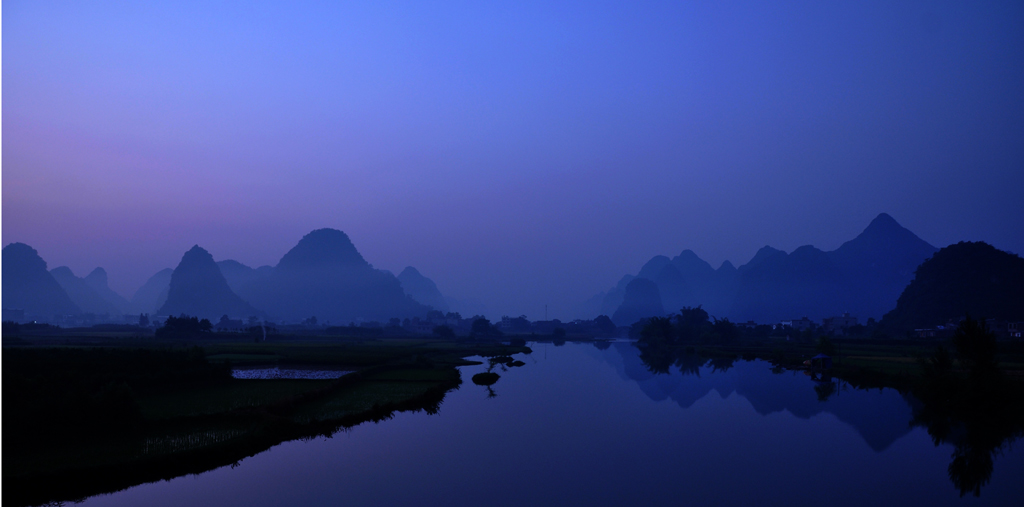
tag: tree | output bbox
[594,315,617,335]
[675,306,710,342]
[471,318,493,338]
[640,316,675,345]
[952,315,999,381]
[155,315,213,339]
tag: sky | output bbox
[4,0,1023,320]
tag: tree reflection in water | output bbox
[633,314,1024,498]
[912,317,1024,497]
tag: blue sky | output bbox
[4,1,1023,319]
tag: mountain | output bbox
[217,259,273,305]
[397,267,449,312]
[880,242,1024,332]
[730,245,846,323]
[130,268,173,314]
[611,278,665,326]
[2,243,80,317]
[597,213,937,325]
[829,213,938,318]
[158,246,261,320]
[242,229,429,323]
[83,268,130,313]
[50,267,122,315]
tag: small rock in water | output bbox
[472,372,500,386]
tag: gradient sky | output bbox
[4,1,1023,320]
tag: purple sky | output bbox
[4,1,1023,319]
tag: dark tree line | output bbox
[155,315,212,339]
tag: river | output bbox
[79,341,1024,506]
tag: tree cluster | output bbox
[636,306,740,347]
[155,315,213,339]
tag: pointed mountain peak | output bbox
[178,245,216,267]
[159,245,258,319]
[718,260,736,272]
[277,229,368,271]
[50,266,76,278]
[85,267,108,287]
[675,249,701,261]
[399,266,422,278]
[861,213,905,236]
[835,213,936,258]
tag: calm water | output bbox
[231,366,352,380]
[81,342,1023,506]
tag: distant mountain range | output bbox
[50,266,130,315]
[594,213,939,325]
[2,229,451,324]
[6,216,1017,328]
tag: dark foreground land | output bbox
[5,323,1024,505]
[2,333,529,507]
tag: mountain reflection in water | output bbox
[603,343,915,452]
[617,341,1024,498]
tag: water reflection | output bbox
[74,342,1024,507]
[626,339,1024,498]
[911,349,1024,497]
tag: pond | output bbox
[79,342,1023,506]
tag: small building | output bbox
[781,317,814,331]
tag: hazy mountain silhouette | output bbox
[241,229,429,323]
[2,243,80,317]
[397,266,449,312]
[611,278,665,326]
[880,241,1024,332]
[829,213,939,318]
[50,267,122,315]
[217,259,273,305]
[158,246,260,320]
[130,268,173,314]
[594,275,635,317]
[730,244,846,323]
[598,213,937,324]
[83,268,130,313]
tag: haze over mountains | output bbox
[2,229,449,324]
[594,214,938,325]
[2,243,80,317]
[6,214,1017,329]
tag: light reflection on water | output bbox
[230,366,351,380]
[81,342,1024,507]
